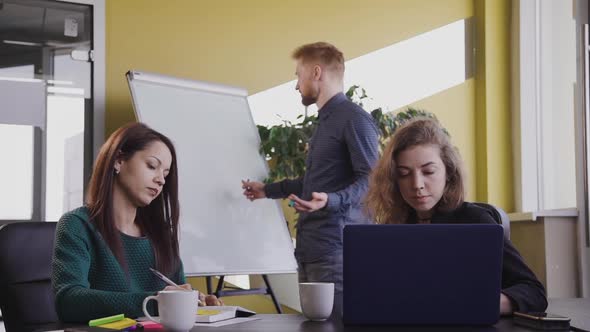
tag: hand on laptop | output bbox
[500,293,514,315]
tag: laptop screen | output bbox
[343,224,503,325]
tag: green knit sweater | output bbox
[51,207,185,323]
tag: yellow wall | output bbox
[186,277,298,314]
[106,0,474,134]
[474,0,514,211]
[105,0,517,311]
[409,80,477,201]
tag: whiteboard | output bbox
[126,71,297,276]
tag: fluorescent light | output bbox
[47,86,84,95]
[47,80,74,85]
[2,40,42,47]
[0,77,42,83]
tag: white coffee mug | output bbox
[299,282,334,321]
[143,290,199,331]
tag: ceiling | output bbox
[0,0,91,68]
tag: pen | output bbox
[124,323,143,331]
[150,267,205,305]
[149,267,179,287]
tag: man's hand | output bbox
[242,179,266,201]
[288,192,328,213]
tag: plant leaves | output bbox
[257,86,447,182]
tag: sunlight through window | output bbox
[248,19,469,126]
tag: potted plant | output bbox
[257,85,442,183]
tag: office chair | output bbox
[0,222,59,332]
[473,202,511,240]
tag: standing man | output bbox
[242,42,379,302]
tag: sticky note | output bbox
[99,317,136,330]
[140,320,163,330]
[88,313,124,326]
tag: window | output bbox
[248,19,472,126]
[513,0,577,212]
[45,92,85,221]
[0,124,34,219]
[0,0,97,222]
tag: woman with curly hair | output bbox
[365,117,547,314]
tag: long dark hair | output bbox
[86,122,180,276]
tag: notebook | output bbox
[343,224,504,325]
[196,306,256,323]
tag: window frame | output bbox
[513,0,590,298]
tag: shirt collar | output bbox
[318,92,347,121]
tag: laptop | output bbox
[343,224,504,325]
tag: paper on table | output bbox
[194,317,260,327]
[196,308,234,323]
[195,305,256,323]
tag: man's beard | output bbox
[301,94,317,106]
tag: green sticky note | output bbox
[88,313,125,326]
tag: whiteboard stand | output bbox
[126,71,298,313]
[206,275,283,313]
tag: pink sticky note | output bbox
[140,321,164,330]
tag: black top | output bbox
[265,93,379,262]
[412,202,548,313]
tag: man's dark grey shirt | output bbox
[264,93,379,262]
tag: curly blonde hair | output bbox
[365,117,465,224]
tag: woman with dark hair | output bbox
[365,117,547,314]
[52,122,220,323]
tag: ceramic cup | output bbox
[299,282,334,321]
[143,290,199,331]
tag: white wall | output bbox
[539,0,577,210]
